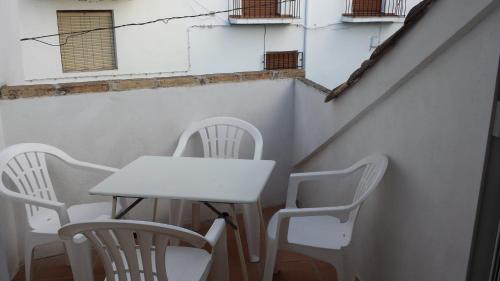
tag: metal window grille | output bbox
[57,10,117,73]
[265,51,303,70]
[344,0,407,17]
[229,0,301,19]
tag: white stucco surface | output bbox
[3,0,422,89]
[293,1,500,280]
[9,0,306,85]
[0,78,295,277]
[1,1,497,281]
[303,0,421,89]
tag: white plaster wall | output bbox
[293,2,500,281]
[0,0,24,87]
[303,0,422,89]
[293,80,333,164]
[0,1,19,279]
[7,0,420,89]
[0,78,295,276]
[0,1,7,86]
[189,25,304,75]
[11,0,305,85]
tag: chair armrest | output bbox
[278,204,357,219]
[285,169,356,208]
[65,159,119,173]
[172,129,192,157]
[204,218,226,247]
[2,188,70,224]
[290,170,352,181]
[273,204,360,237]
[4,188,65,209]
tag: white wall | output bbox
[293,1,500,281]
[0,1,18,279]
[11,0,305,85]
[0,1,6,86]
[0,78,295,276]
[7,0,421,89]
[304,0,422,89]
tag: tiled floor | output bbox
[13,207,338,281]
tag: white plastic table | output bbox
[89,156,275,281]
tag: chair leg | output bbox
[332,252,345,281]
[192,202,201,231]
[262,237,279,281]
[24,241,34,281]
[242,203,260,262]
[64,238,94,281]
[228,204,250,281]
[207,228,229,281]
[257,200,267,257]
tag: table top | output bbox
[89,156,276,203]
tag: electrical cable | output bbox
[20,0,296,47]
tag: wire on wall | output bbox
[20,0,296,47]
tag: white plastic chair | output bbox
[58,218,229,281]
[263,154,389,281]
[159,116,264,262]
[0,143,119,281]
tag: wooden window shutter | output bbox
[352,0,383,16]
[57,11,117,73]
[265,51,299,70]
[242,0,278,18]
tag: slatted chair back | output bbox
[0,144,73,225]
[59,220,211,281]
[173,117,263,160]
[347,154,389,225]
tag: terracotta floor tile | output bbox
[274,260,319,281]
[312,260,338,281]
[12,207,338,281]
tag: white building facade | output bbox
[0,0,419,89]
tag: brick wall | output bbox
[0,69,305,100]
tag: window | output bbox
[242,0,278,18]
[352,0,382,16]
[265,51,303,70]
[57,10,117,73]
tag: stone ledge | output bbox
[296,78,330,95]
[0,69,305,100]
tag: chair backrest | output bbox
[0,143,72,225]
[59,220,211,281]
[173,116,263,160]
[346,154,389,225]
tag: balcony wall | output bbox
[0,78,296,277]
[10,0,304,85]
[293,1,500,281]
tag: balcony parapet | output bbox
[0,69,305,100]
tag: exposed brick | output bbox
[201,73,241,84]
[111,79,156,91]
[0,70,304,100]
[157,76,200,88]
[0,84,57,99]
[57,82,110,95]
[240,71,274,81]
[275,69,305,79]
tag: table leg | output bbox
[115,198,143,219]
[228,204,250,281]
[152,199,159,222]
[257,199,267,258]
[192,202,201,231]
[111,196,117,218]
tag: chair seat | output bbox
[105,246,212,281]
[30,202,112,234]
[267,212,352,250]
